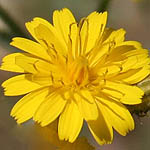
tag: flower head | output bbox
[1,8,150,145]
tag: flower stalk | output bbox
[0,5,27,39]
[98,0,112,12]
[0,30,14,42]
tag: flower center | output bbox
[67,56,89,87]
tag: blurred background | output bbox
[0,0,150,150]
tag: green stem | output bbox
[0,5,27,38]
[98,0,112,12]
[0,30,14,42]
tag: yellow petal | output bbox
[2,74,42,96]
[25,19,42,43]
[80,11,107,55]
[101,88,122,102]
[96,98,134,136]
[10,37,50,61]
[28,75,53,86]
[0,53,24,73]
[25,17,56,47]
[106,45,148,68]
[33,17,56,32]
[53,8,76,44]
[130,55,150,69]
[105,81,143,104]
[124,49,148,59]
[11,88,49,124]
[121,54,149,71]
[14,53,56,75]
[34,23,67,56]
[97,65,121,77]
[112,65,150,84]
[33,59,58,75]
[88,29,126,67]
[88,43,110,67]
[53,8,78,59]
[122,56,139,72]
[103,28,126,45]
[74,90,98,121]
[58,100,83,143]
[118,41,142,49]
[28,72,61,86]
[88,29,126,65]
[68,22,78,59]
[15,54,39,74]
[102,28,114,42]
[87,103,113,145]
[34,94,67,127]
[106,45,136,63]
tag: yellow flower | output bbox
[1,8,150,145]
